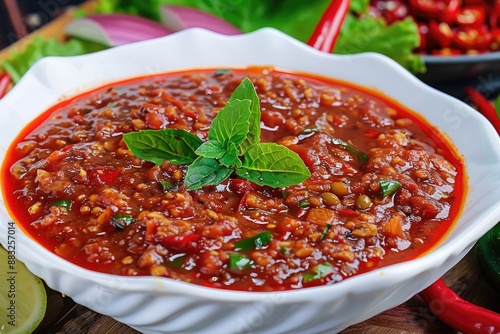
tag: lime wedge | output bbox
[0,246,47,334]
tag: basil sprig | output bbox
[123,77,311,190]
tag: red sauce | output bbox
[1,67,465,291]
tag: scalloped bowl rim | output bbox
[0,28,499,332]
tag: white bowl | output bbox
[1,28,500,334]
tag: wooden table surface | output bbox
[2,2,500,333]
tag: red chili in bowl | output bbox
[1,68,465,291]
[371,0,500,55]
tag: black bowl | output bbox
[418,53,500,99]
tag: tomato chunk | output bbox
[156,234,202,252]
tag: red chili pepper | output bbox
[0,73,11,99]
[374,0,409,25]
[363,129,381,139]
[464,86,500,134]
[442,0,461,24]
[156,234,202,252]
[307,0,351,53]
[296,207,308,218]
[415,23,431,53]
[145,220,157,242]
[493,1,500,28]
[462,0,487,5]
[419,278,500,333]
[338,208,359,217]
[430,47,462,56]
[428,21,454,48]
[409,0,448,20]
[453,25,492,50]
[455,5,486,27]
[490,28,500,50]
[87,166,121,185]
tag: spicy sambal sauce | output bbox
[2,67,465,291]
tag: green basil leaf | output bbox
[208,98,252,149]
[219,141,242,167]
[195,140,225,159]
[184,157,233,190]
[123,129,202,165]
[236,143,311,188]
[226,77,261,153]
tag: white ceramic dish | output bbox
[1,28,500,334]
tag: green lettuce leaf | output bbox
[95,0,424,73]
[1,37,108,83]
[96,0,330,42]
[334,15,425,74]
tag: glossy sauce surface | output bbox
[2,68,465,291]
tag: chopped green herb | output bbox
[298,200,310,208]
[229,253,253,270]
[379,179,402,197]
[330,137,368,164]
[214,69,232,76]
[320,223,332,240]
[52,199,71,210]
[167,255,185,268]
[280,246,289,254]
[234,231,273,251]
[159,180,174,192]
[111,214,136,230]
[303,263,334,283]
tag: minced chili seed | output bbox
[2,67,464,291]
